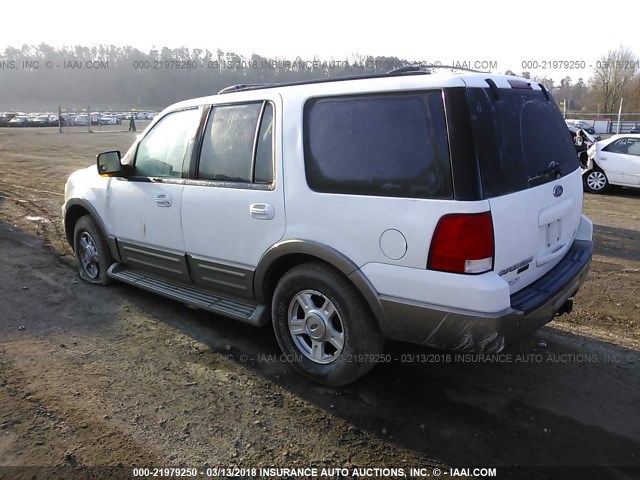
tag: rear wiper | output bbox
[528,161,561,186]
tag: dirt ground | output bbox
[0,127,639,480]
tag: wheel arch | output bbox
[254,240,387,328]
[591,158,605,171]
[64,199,120,261]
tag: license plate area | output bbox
[537,219,567,267]
[546,219,561,249]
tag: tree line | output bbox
[0,44,638,115]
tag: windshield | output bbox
[467,87,579,197]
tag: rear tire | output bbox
[73,215,113,285]
[584,167,610,194]
[271,262,385,386]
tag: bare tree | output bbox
[622,75,640,113]
[591,46,639,113]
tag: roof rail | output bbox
[215,64,493,95]
[428,64,490,74]
[217,83,272,94]
[216,69,433,95]
[386,66,426,74]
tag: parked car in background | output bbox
[572,120,596,135]
[8,116,30,127]
[0,112,17,126]
[98,114,121,125]
[630,125,640,134]
[31,115,49,127]
[49,115,65,126]
[74,114,90,126]
[31,115,58,127]
[582,134,640,193]
[567,120,600,139]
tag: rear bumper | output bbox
[378,239,593,352]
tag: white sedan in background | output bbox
[582,134,640,193]
[98,114,120,125]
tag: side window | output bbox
[303,92,452,199]
[604,139,630,154]
[134,108,201,177]
[199,102,274,184]
[626,138,640,156]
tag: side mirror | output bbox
[97,151,122,177]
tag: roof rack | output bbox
[391,64,491,74]
[216,64,492,95]
[387,66,425,74]
[217,83,272,94]
[217,67,432,95]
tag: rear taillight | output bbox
[427,212,494,274]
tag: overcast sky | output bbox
[3,0,640,82]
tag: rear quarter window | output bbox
[303,91,452,199]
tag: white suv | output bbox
[63,71,593,385]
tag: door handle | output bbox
[250,203,275,220]
[155,193,172,207]
[599,157,607,160]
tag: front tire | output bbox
[584,167,610,194]
[73,215,113,285]
[272,262,385,386]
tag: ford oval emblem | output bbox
[553,185,563,197]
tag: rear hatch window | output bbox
[467,87,579,197]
